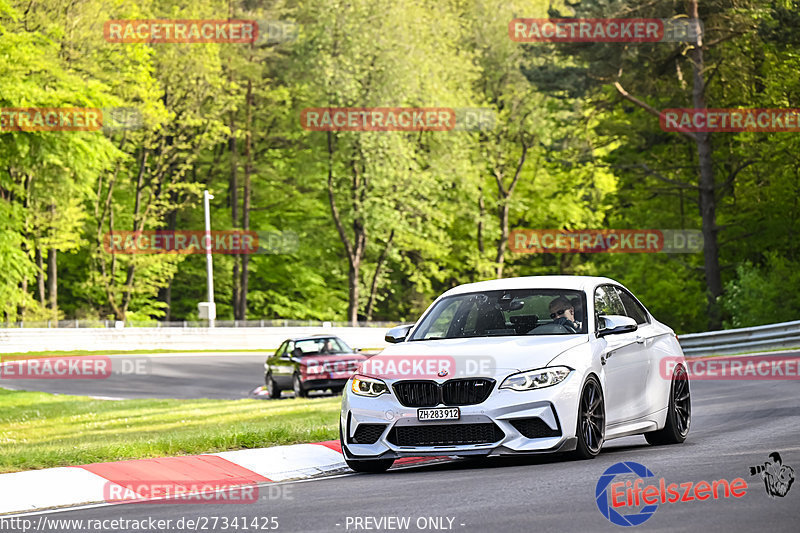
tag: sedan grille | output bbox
[387,423,504,446]
[323,360,361,372]
[393,379,495,407]
[510,417,561,439]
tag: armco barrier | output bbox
[2,320,798,357]
[678,319,800,357]
[0,326,388,354]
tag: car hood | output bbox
[297,354,368,365]
[369,335,588,379]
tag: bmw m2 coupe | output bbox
[340,276,691,472]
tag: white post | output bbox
[203,190,215,327]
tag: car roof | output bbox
[283,335,342,343]
[440,275,621,297]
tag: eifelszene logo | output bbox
[749,452,795,498]
[595,461,748,527]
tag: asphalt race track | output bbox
[0,353,270,399]
[8,369,800,533]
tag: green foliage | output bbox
[0,0,796,332]
[721,253,800,328]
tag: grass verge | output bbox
[0,388,339,473]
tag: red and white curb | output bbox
[0,441,448,515]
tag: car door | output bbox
[595,285,650,427]
[614,285,662,417]
[266,341,287,379]
[273,341,296,387]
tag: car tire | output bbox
[645,365,690,445]
[293,374,308,398]
[339,425,394,473]
[265,372,281,399]
[572,375,605,460]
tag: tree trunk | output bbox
[477,187,485,254]
[495,200,510,278]
[230,110,240,319]
[47,248,57,319]
[493,141,529,279]
[239,78,253,320]
[157,207,178,321]
[36,246,46,306]
[120,150,147,319]
[348,259,360,325]
[365,230,394,321]
[326,133,366,326]
[688,0,723,330]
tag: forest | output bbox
[2,0,799,334]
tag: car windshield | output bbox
[408,289,588,340]
[294,337,352,355]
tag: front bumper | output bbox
[302,378,349,390]
[341,373,581,459]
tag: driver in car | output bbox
[549,297,581,331]
[320,339,336,354]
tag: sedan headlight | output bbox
[351,375,389,397]
[500,366,572,391]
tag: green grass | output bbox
[0,388,340,473]
[0,348,275,358]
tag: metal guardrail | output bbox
[0,326,391,353]
[678,320,800,357]
[0,319,398,329]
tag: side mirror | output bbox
[597,315,637,337]
[385,324,414,344]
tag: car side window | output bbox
[274,342,287,358]
[283,342,294,357]
[594,285,625,329]
[615,287,650,325]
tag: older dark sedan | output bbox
[264,335,368,398]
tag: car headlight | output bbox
[351,375,389,397]
[500,366,572,391]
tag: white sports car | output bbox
[340,276,691,472]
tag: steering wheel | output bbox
[552,317,578,333]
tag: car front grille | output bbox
[393,379,495,407]
[350,424,387,444]
[323,360,361,372]
[387,423,504,446]
[393,381,440,407]
[441,379,494,405]
[509,417,561,439]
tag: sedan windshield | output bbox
[408,289,587,340]
[294,337,352,354]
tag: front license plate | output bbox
[417,407,460,421]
